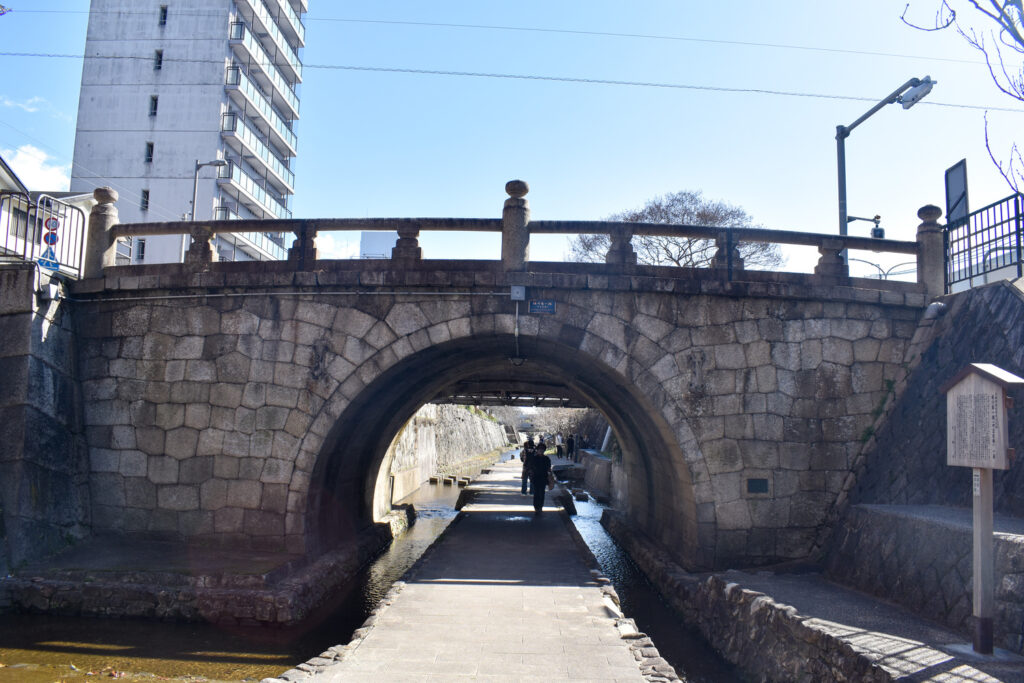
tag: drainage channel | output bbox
[569,496,742,683]
[0,472,737,682]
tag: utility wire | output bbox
[2,51,1023,113]
[0,7,1000,67]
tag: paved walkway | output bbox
[318,459,659,682]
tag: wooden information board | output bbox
[946,372,1010,469]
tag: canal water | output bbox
[0,472,736,682]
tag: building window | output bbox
[158,5,168,26]
[149,95,159,116]
[144,141,154,163]
[136,238,146,262]
[153,50,163,70]
[140,190,150,211]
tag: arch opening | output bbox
[306,334,701,567]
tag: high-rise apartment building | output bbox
[70,0,305,263]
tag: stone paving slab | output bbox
[312,460,664,682]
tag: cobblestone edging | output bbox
[601,511,901,682]
[827,504,1024,653]
[558,504,681,682]
[1,509,413,625]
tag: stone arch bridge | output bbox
[0,183,944,576]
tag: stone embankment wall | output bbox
[387,404,508,503]
[849,279,1024,513]
[826,504,1024,652]
[0,264,89,575]
[601,512,895,682]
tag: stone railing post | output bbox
[605,225,637,266]
[711,229,744,274]
[916,204,945,299]
[184,223,214,268]
[288,221,317,268]
[502,179,530,271]
[391,222,422,260]
[83,187,119,278]
[814,237,850,278]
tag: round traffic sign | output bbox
[43,232,59,245]
[44,217,60,231]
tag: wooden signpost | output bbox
[941,363,1023,654]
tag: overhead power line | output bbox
[0,7,1000,67]
[2,51,1022,114]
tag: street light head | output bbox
[899,76,936,110]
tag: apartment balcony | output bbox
[211,209,288,261]
[221,112,295,194]
[217,161,291,220]
[270,0,305,47]
[229,22,300,120]
[225,65,297,157]
[234,0,303,83]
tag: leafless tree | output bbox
[902,1,1024,190]
[569,190,784,270]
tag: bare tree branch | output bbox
[568,190,784,270]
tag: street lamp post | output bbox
[836,76,936,259]
[191,158,228,221]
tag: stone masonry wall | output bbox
[601,511,896,682]
[0,264,89,574]
[849,279,1024,513]
[826,504,1024,652]
[387,404,508,503]
[64,260,926,566]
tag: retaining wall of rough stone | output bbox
[602,511,897,682]
[826,503,1024,652]
[3,508,413,625]
[387,404,508,503]
[849,279,1024,515]
[0,263,89,575]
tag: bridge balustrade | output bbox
[81,180,942,298]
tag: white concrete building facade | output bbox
[70,0,306,264]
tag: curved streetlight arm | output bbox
[837,78,922,140]
[836,76,935,261]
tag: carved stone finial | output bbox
[94,187,118,204]
[505,180,529,199]
[917,205,942,223]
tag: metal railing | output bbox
[945,193,1023,292]
[225,66,297,154]
[1,191,86,277]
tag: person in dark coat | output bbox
[520,436,536,494]
[530,446,552,513]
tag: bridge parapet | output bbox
[84,181,938,298]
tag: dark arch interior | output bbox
[306,333,699,564]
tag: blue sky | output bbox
[1,1,1021,273]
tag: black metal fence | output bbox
[0,191,87,278]
[945,193,1023,292]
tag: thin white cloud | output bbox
[2,144,71,191]
[0,96,45,113]
[315,232,360,259]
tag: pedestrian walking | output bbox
[529,447,553,513]
[520,436,536,494]
[555,432,564,458]
[567,434,576,462]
